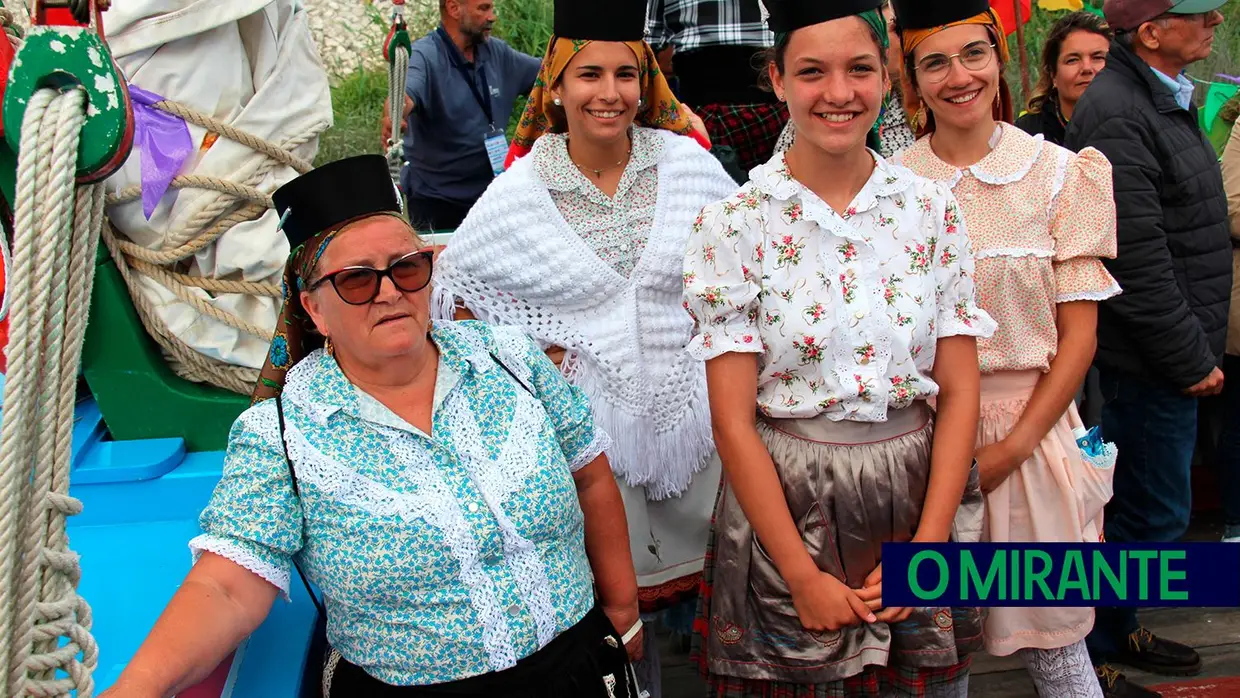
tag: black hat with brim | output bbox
[763,0,886,34]
[891,0,992,30]
[273,154,403,249]
[554,0,648,42]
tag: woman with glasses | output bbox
[893,1,1119,695]
[432,1,737,691]
[102,155,645,698]
[684,1,993,696]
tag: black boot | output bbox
[1112,628,1202,676]
[1096,664,1162,698]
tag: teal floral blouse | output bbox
[189,320,609,686]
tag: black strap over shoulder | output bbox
[275,393,326,618]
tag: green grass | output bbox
[319,0,1240,165]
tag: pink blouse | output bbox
[898,124,1120,374]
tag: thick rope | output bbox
[101,100,325,394]
[0,85,100,698]
[387,42,409,189]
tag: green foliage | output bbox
[315,67,386,166]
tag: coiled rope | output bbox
[0,70,102,698]
[100,101,318,395]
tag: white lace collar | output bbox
[902,122,1046,188]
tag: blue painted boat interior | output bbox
[0,376,318,695]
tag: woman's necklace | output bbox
[572,149,631,178]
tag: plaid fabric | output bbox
[646,0,773,52]
[692,488,972,698]
[697,102,790,172]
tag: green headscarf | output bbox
[774,9,891,151]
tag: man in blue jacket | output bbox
[1065,0,1229,696]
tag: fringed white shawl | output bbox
[432,129,739,499]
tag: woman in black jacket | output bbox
[1015,11,1112,147]
[1017,11,1113,428]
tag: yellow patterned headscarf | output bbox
[900,10,1015,136]
[505,37,703,167]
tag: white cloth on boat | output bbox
[102,0,332,370]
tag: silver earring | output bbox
[637,98,644,108]
[553,97,562,106]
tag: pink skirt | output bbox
[977,371,1114,657]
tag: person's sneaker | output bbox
[1096,664,1162,698]
[1112,628,1202,676]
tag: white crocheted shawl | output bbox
[432,128,740,499]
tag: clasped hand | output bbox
[789,564,911,633]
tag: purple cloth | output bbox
[1217,74,1240,85]
[129,84,192,219]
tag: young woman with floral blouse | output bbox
[683,1,995,696]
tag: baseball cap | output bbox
[1104,0,1228,31]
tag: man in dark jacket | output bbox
[1065,1,1229,696]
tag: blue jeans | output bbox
[1218,355,1240,528]
[1085,366,1198,660]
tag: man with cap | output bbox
[1065,1,1228,696]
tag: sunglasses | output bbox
[308,250,434,305]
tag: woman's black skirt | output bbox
[324,605,638,697]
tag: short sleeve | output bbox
[933,189,998,339]
[1050,147,1121,303]
[492,325,611,472]
[405,50,431,110]
[683,192,765,361]
[189,402,303,598]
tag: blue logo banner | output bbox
[880,543,1240,607]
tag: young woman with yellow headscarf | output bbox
[893,2,1120,696]
[432,0,738,693]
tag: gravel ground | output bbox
[303,0,439,78]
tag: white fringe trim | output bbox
[569,358,715,501]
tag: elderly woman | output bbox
[101,155,644,697]
[432,0,738,692]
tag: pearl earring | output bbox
[553,97,562,106]
[637,98,644,108]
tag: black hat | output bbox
[553,0,647,42]
[890,0,991,30]
[272,154,402,249]
[762,0,885,34]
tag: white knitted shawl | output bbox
[432,129,739,499]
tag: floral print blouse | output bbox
[683,151,996,422]
[534,127,662,278]
[189,320,609,686]
[897,123,1120,374]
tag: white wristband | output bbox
[621,619,643,645]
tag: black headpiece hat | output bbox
[553,0,648,42]
[890,0,991,30]
[762,0,886,33]
[272,154,402,249]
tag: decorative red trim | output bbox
[638,572,702,613]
